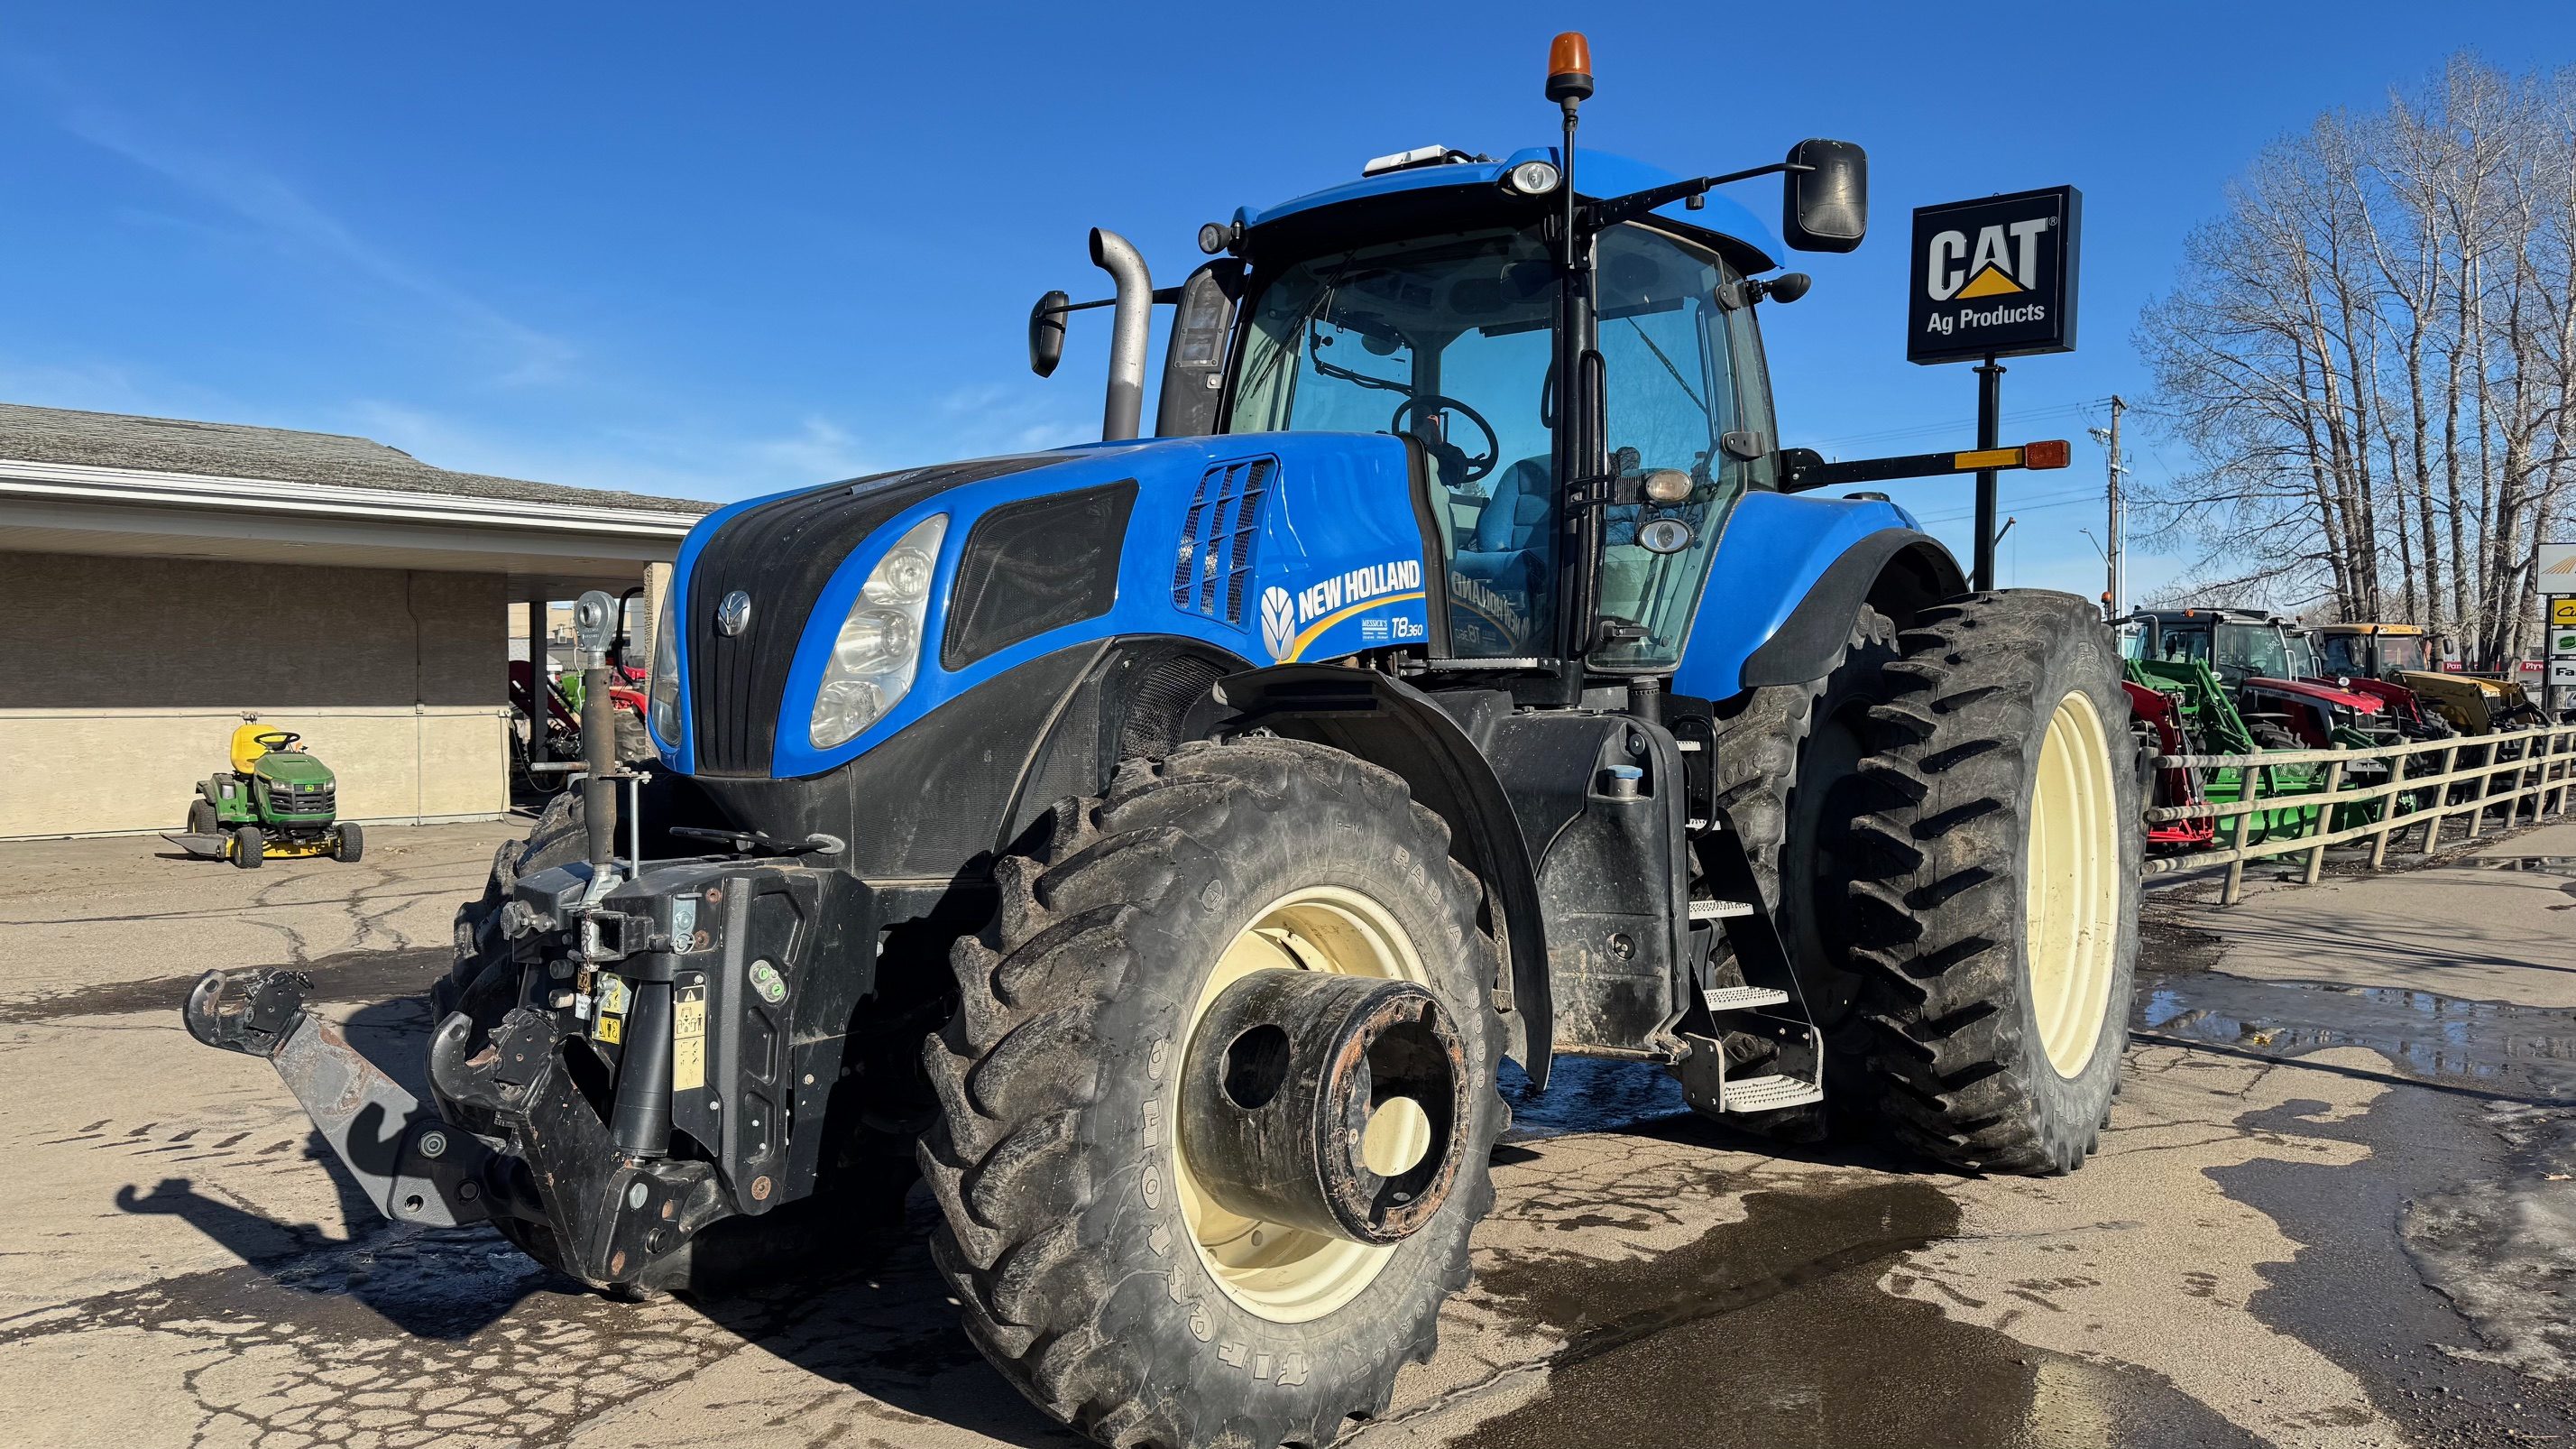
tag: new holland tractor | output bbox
[181,36,2139,1449]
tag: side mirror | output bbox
[1029,291,1070,378]
[1781,139,1867,254]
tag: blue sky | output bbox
[7,3,2574,602]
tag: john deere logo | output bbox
[1259,586,1295,660]
[715,590,753,637]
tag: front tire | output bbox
[229,825,264,870]
[332,821,365,863]
[920,738,1504,1449]
[1841,592,2139,1175]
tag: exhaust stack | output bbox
[1090,227,1152,441]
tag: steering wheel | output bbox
[254,730,301,751]
[1389,393,1500,485]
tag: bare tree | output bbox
[2135,54,2576,665]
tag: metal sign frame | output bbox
[1908,186,2083,366]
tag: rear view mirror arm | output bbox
[1584,162,1811,233]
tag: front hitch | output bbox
[183,967,495,1228]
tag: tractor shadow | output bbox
[112,992,577,1342]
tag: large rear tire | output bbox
[1841,591,2139,1175]
[921,738,1504,1449]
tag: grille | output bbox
[271,782,335,813]
[1170,457,1274,625]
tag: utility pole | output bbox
[2092,395,2126,617]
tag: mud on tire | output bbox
[920,737,1504,1449]
[1840,591,2140,1175]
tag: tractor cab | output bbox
[2125,609,2387,749]
[1214,161,1788,669]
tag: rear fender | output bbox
[1210,664,1552,1085]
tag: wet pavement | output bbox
[3,820,2574,1447]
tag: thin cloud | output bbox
[55,100,577,387]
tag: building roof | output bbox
[0,401,716,515]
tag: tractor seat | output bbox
[229,723,271,774]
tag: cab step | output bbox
[1700,984,1789,1011]
[1717,1073,1826,1112]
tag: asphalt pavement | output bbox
[2,816,2571,1448]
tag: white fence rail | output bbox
[2144,723,2576,904]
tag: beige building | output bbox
[0,403,713,839]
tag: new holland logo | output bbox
[1259,586,1296,659]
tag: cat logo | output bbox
[1909,186,2082,366]
[1927,219,2048,300]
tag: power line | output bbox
[1804,398,2111,455]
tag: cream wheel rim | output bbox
[2024,689,2122,1077]
[1174,885,1424,1323]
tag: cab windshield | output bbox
[1228,223,1771,665]
[2166,622,2293,682]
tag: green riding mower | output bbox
[164,723,363,869]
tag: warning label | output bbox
[672,981,707,1092]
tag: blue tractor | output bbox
[185,34,2139,1449]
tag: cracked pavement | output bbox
[3,819,2571,1447]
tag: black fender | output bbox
[1210,664,1553,1086]
[1739,529,1965,688]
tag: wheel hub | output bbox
[1179,967,1467,1248]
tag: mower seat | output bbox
[229,723,271,774]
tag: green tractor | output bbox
[167,723,363,869]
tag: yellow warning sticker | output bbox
[591,974,630,1046]
[672,983,707,1092]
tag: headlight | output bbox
[1505,159,1560,196]
[811,514,945,749]
[648,583,681,747]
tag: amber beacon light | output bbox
[1546,32,1593,103]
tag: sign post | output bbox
[2544,542,2576,715]
[1909,186,2084,590]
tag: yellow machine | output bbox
[2314,623,2542,734]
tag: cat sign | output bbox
[1909,186,2082,365]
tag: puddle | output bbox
[1452,1182,2251,1449]
[2470,856,2576,874]
[2137,971,2576,1100]
[1501,1056,1687,1141]
[2471,855,2576,900]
